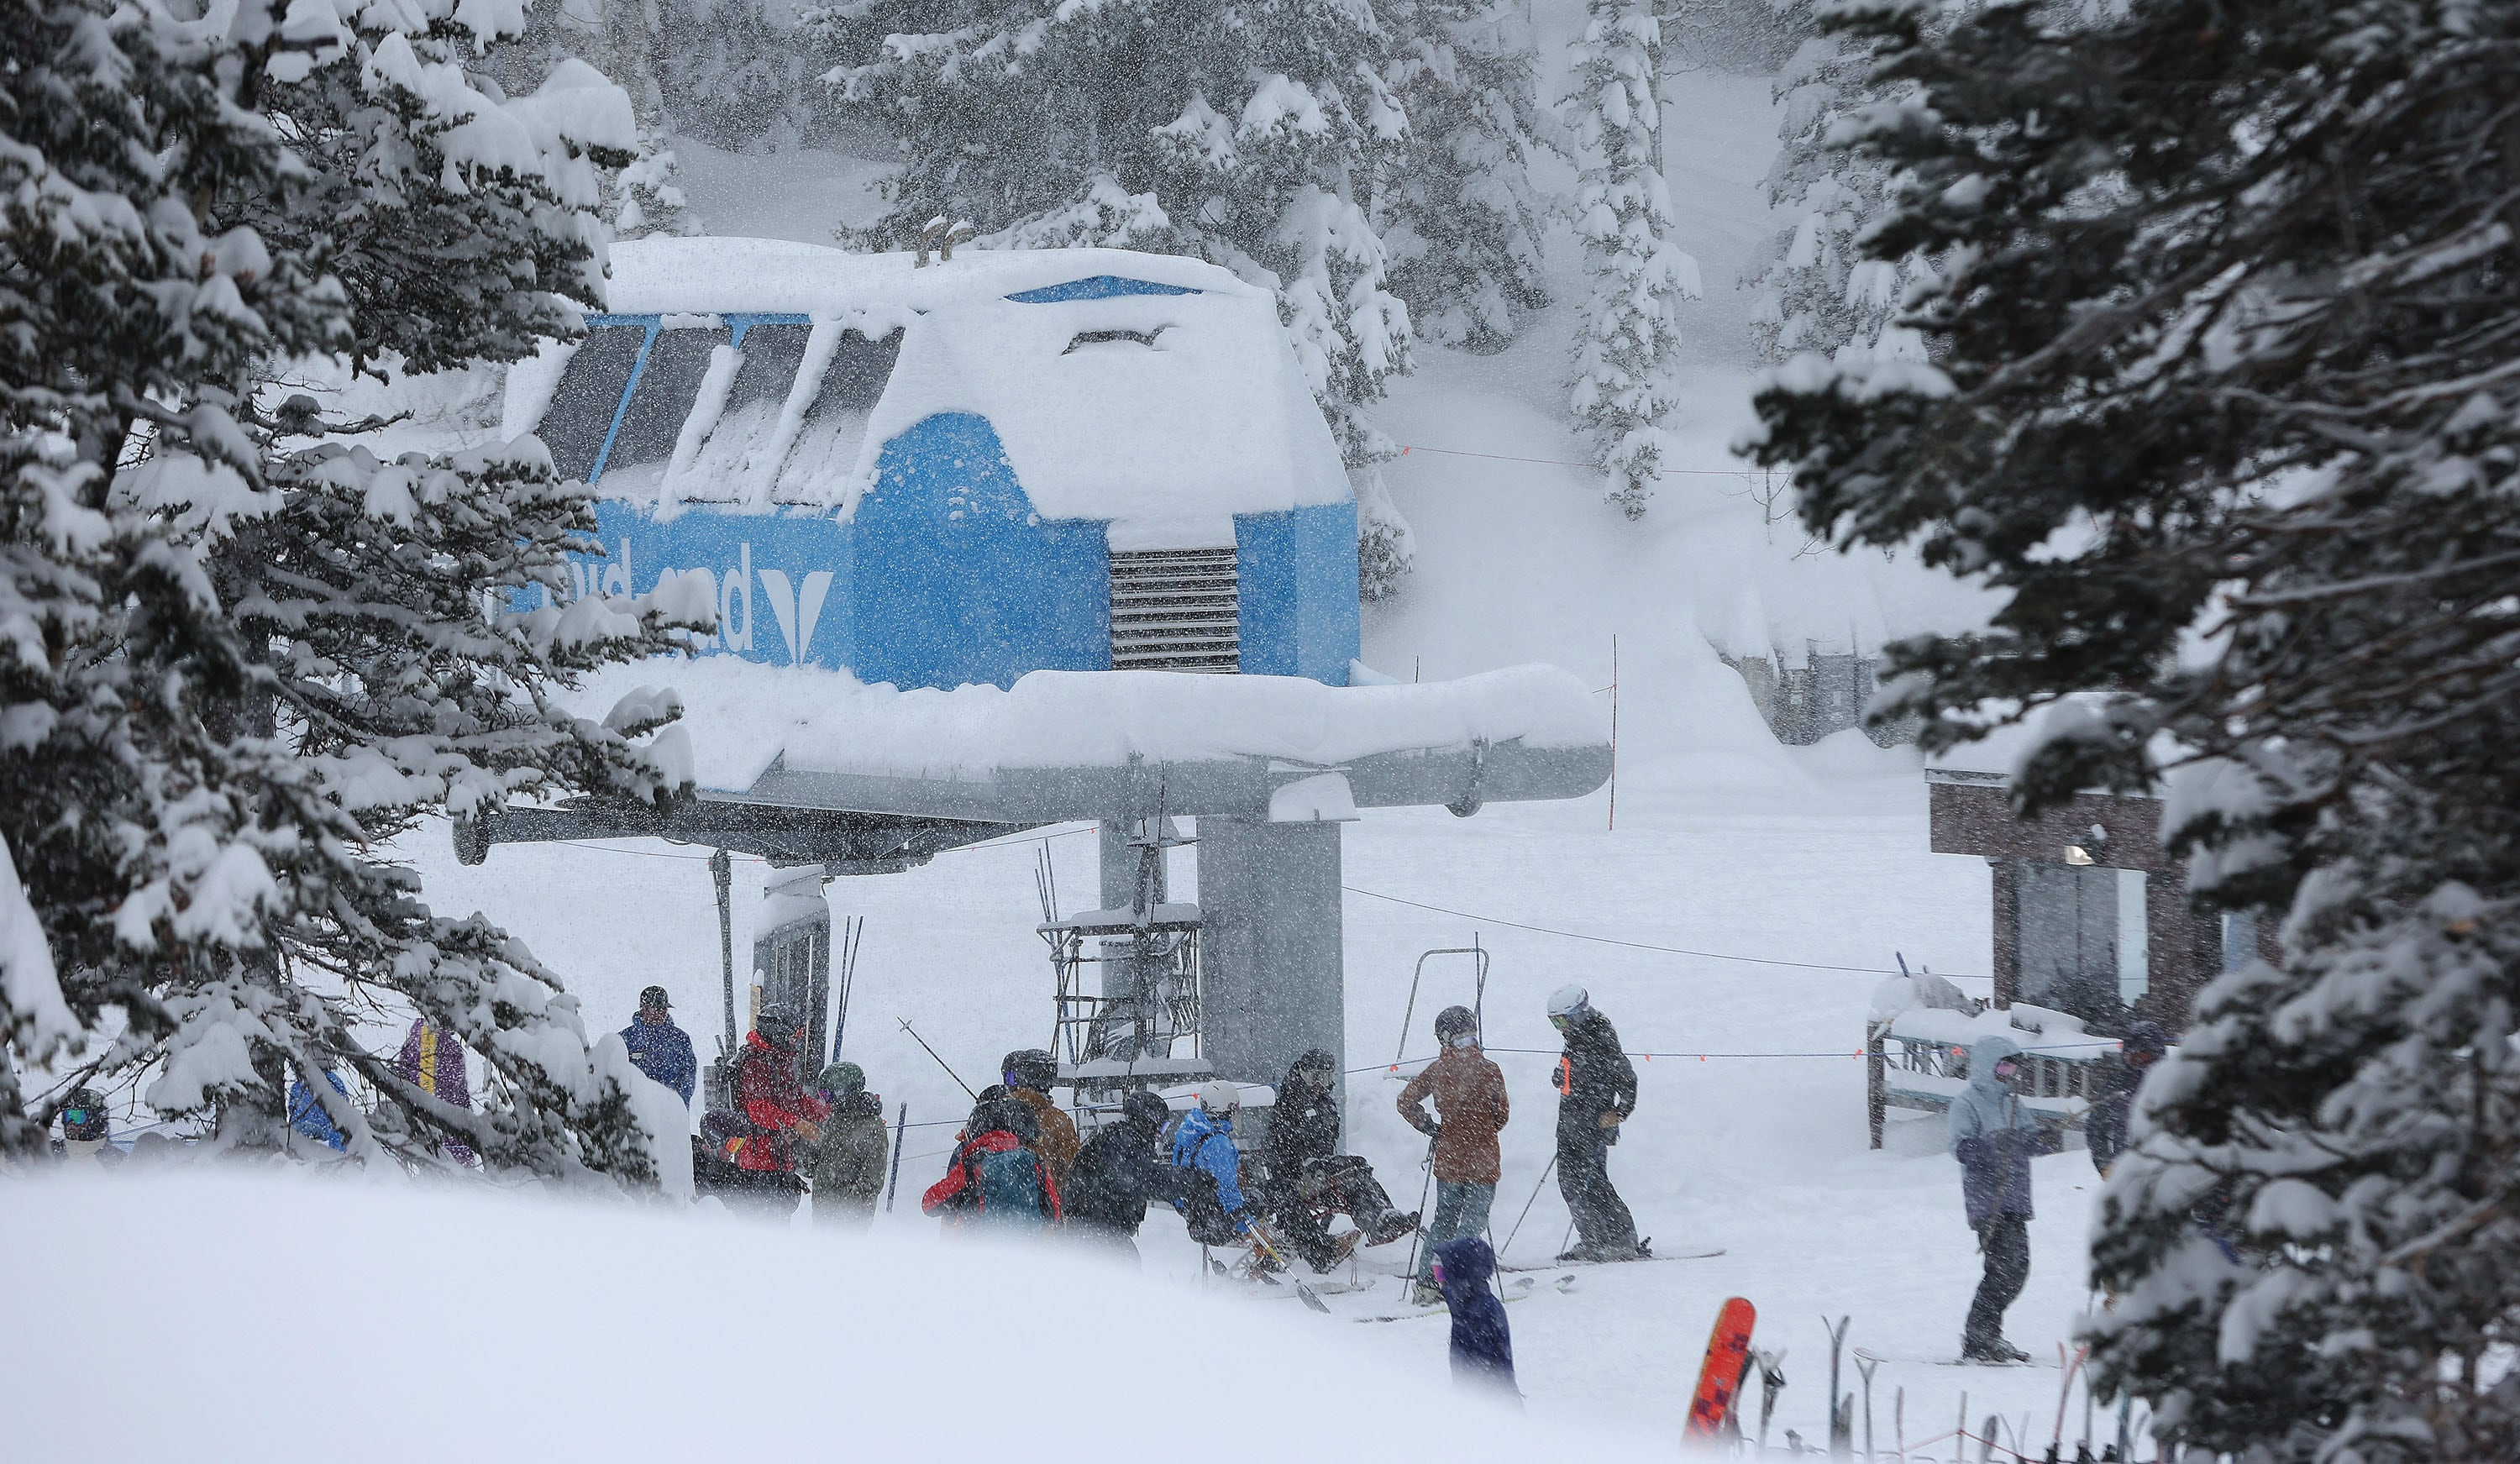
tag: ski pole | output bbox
[897,1018,976,1099]
[1397,1135,1437,1296]
[1498,1150,1561,1263]
[883,1101,908,1212]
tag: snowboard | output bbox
[1682,1296,1758,1440]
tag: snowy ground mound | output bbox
[3,1170,1637,1460]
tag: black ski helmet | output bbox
[755,1001,803,1043]
[1001,1048,1058,1092]
[1121,1089,1170,1129]
[1434,1005,1479,1045]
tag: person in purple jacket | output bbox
[1433,1236,1519,1404]
[397,1017,475,1163]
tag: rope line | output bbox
[1348,1038,2118,1077]
[1343,884,1989,980]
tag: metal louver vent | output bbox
[1109,548,1240,673]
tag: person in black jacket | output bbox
[1259,1048,1416,1270]
[1062,1090,1180,1259]
[1548,985,1645,1262]
[2085,1021,2166,1177]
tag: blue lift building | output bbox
[465,237,1608,1097]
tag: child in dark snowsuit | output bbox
[1431,1236,1518,1403]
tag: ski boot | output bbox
[1365,1208,1420,1246]
[1958,1335,2032,1364]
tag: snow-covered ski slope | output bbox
[402,761,2113,1448]
[4,1170,1620,1457]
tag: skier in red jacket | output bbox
[726,1004,828,1216]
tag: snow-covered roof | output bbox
[506,238,1351,550]
[596,659,1602,792]
[1922,694,2187,795]
[597,237,1242,315]
[568,659,1609,821]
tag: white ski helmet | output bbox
[1194,1080,1242,1115]
[1546,984,1590,1020]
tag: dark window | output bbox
[2014,861,2147,1023]
[776,328,902,499]
[726,325,811,417]
[672,325,814,501]
[603,325,728,480]
[819,328,900,412]
[535,326,645,483]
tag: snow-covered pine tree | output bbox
[2,0,710,1175]
[0,0,337,1156]
[1562,0,1700,518]
[611,126,705,239]
[1378,0,1554,354]
[1752,3,2520,1456]
[1743,0,1908,365]
[491,0,835,155]
[822,0,1419,596]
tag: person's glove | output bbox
[1596,1110,1624,1131]
[1420,1121,1442,1142]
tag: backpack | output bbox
[973,1144,1048,1223]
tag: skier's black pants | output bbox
[1555,1125,1638,1254]
[1966,1213,2030,1346]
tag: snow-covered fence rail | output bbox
[1866,1002,2114,1149]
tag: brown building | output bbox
[1926,768,2263,1033]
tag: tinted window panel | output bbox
[535,326,644,483]
[775,328,903,501]
[675,325,812,501]
[604,326,727,480]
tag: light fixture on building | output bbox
[2064,844,2096,867]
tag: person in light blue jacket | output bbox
[1168,1082,1252,1243]
[1948,1033,2058,1362]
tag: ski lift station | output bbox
[458,236,1610,1099]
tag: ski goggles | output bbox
[1993,1058,2021,1079]
[1430,1260,1446,1284]
[1548,1014,1570,1031]
[62,1108,91,1127]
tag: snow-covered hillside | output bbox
[3,1170,1626,1456]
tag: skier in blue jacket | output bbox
[1948,1033,2058,1362]
[1433,1235,1518,1401]
[621,985,696,1105]
[1168,1081,1252,1241]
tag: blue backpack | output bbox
[974,1144,1048,1225]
